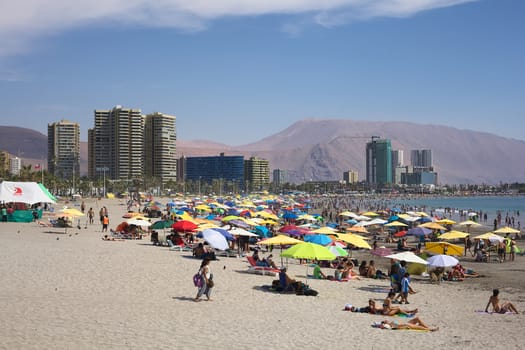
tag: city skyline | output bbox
[0,1,524,145]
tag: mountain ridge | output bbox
[1,120,524,185]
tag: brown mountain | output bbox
[1,120,524,184]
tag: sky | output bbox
[0,0,523,145]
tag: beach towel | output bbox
[371,322,429,332]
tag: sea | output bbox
[391,195,524,222]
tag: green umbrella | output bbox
[151,220,174,229]
[281,242,336,261]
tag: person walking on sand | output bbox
[485,289,519,314]
[194,258,213,302]
[88,207,94,224]
[102,215,109,232]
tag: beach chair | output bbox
[246,256,279,276]
[167,239,192,252]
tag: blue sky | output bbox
[0,0,523,145]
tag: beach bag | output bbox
[193,272,203,288]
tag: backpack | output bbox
[193,272,203,288]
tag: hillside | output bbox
[1,120,525,185]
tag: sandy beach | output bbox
[1,197,524,350]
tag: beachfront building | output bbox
[244,157,270,192]
[10,157,21,176]
[47,120,80,180]
[366,138,392,188]
[0,151,10,178]
[88,106,145,183]
[185,153,244,194]
[411,149,433,172]
[343,170,359,184]
[272,169,288,186]
[144,112,177,185]
[177,156,186,183]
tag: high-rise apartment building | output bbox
[244,157,270,192]
[343,170,359,184]
[366,138,392,187]
[410,149,433,170]
[272,169,288,186]
[48,120,80,179]
[10,157,21,176]
[88,106,144,181]
[0,151,10,177]
[144,112,177,184]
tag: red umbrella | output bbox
[172,220,198,232]
[279,224,300,233]
[394,230,407,238]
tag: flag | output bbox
[34,164,41,170]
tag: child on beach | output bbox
[400,272,411,304]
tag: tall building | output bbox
[343,170,359,184]
[366,138,392,187]
[177,156,186,184]
[10,157,21,176]
[410,149,433,170]
[391,150,404,167]
[244,157,270,192]
[144,112,177,184]
[185,153,244,190]
[47,120,80,180]
[272,169,288,186]
[88,106,144,181]
[0,151,10,177]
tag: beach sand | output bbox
[1,198,524,349]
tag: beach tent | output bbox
[0,181,56,205]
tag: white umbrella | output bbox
[202,228,229,250]
[427,254,459,268]
[228,227,258,237]
[126,218,151,227]
[385,251,428,265]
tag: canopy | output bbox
[425,242,464,256]
[0,181,56,205]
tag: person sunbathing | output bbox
[485,289,519,314]
[379,317,438,331]
[382,291,418,316]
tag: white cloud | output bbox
[0,0,478,56]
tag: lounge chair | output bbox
[167,239,192,252]
[246,256,280,276]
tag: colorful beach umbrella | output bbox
[425,242,464,256]
[385,251,428,265]
[258,235,303,246]
[281,242,336,261]
[427,254,459,268]
[438,230,469,240]
[304,234,332,245]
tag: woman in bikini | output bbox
[380,317,439,331]
[485,289,519,314]
[382,291,418,316]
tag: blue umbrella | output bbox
[197,227,234,241]
[255,225,270,238]
[304,234,332,245]
[407,227,432,237]
[282,212,298,220]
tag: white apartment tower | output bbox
[144,112,177,184]
[89,106,144,181]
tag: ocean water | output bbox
[394,195,524,218]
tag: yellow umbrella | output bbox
[420,222,447,231]
[439,230,470,240]
[436,218,456,225]
[384,221,408,227]
[60,208,85,217]
[493,226,520,234]
[338,211,356,217]
[311,227,337,234]
[194,204,211,212]
[457,220,482,227]
[345,226,369,234]
[336,233,371,249]
[361,211,379,217]
[258,235,303,245]
[425,242,464,256]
